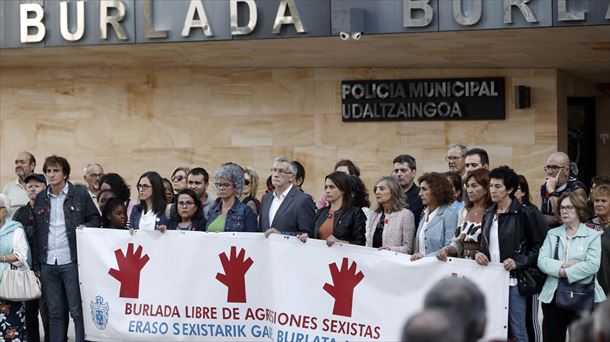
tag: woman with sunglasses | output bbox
[206,163,257,232]
[170,167,190,195]
[168,189,206,231]
[129,171,169,231]
[240,167,261,215]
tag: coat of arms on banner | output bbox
[90,295,109,330]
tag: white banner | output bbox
[76,229,509,341]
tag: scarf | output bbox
[0,219,31,283]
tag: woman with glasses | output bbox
[475,166,546,342]
[366,176,416,253]
[171,167,190,195]
[537,191,605,342]
[206,163,257,232]
[168,189,206,231]
[240,167,261,215]
[411,172,459,260]
[129,171,169,231]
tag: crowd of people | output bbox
[0,146,608,342]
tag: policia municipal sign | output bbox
[341,77,505,122]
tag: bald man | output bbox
[537,152,586,228]
[2,151,36,217]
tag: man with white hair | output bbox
[259,157,315,237]
[83,163,104,213]
[446,144,467,178]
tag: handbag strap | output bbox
[553,236,560,260]
[11,252,31,271]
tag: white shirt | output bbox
[418,208,437,255]
[268,184,293,227]
[47,183,71,265]
[3,179,29,218]
[139,210,157,231]
[8,226,29,270]
[88,189,101,214]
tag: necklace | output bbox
[178,222,193,231]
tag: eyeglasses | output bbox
[215,183,233,189]
[559,205,575,211]
[244,180,251,186]
[177,201,195,208]
[270,168,292,175]
[544,165,565,172]
[136,184,152,191]
[171,175,185,182]
[445,156,464,162]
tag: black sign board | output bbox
[341,77,505,122]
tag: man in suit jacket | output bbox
[259,157,315,237]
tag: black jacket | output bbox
[32,182,101,270]
[314,206,366,246]
[13,203,35,241]
[479,198,547,274]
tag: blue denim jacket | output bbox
[206,197,258,232]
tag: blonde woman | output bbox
[240,167,261,215]
[366,176,416,253]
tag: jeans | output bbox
[509,285,528,342]
[41,262,85,342]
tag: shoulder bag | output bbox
[553,236,595,311]
[515,211,546,296]
[0,253,42,301]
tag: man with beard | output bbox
[2,151,36,217]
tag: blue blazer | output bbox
[258,185,315,237]
[129,205,169,230]
[414,204,458,256]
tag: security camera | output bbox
[351,32,362,40]
[339,32,349,40]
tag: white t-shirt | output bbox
[489,214,501,263]
[139,210,157,231]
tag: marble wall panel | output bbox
[1,66,567,204]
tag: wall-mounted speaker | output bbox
[515,85,531,109]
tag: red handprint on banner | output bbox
[216,246,254,303]
[108,243,150,298]
[323,257,364,317]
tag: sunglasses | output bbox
[172,175,186,182]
